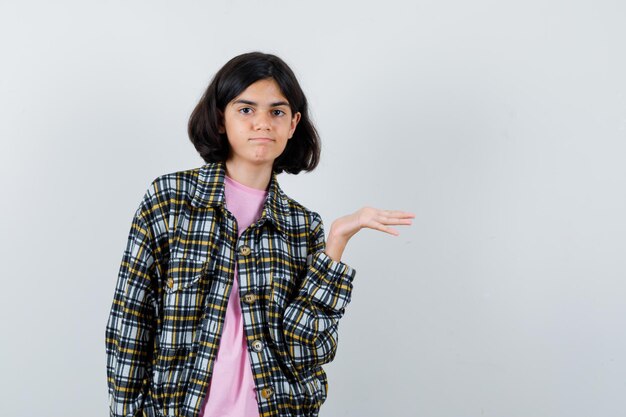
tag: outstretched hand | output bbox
[324,206,416,262]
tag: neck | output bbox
[224,159,273,191]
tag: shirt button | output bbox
[239,245,251,256]
[166,278,174,288]
[242,293,258,304]
[260,387,274,399]
[251,339,264,352]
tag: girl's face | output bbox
[220,78,301,170]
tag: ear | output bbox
[288,112,301,139]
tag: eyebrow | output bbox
[232,99,290,107]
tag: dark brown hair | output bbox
[188,52,321,174]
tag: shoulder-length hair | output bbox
[188,52,321,174]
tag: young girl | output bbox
[105,51,414,417]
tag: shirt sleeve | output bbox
[282,211,357,372]
[105,186,159,417]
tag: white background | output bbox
[1,1,625,416]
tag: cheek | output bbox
[276,119,293,131]
[226,119,248,134]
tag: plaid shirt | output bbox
[105,161,357,417]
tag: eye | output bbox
[273,109,286,116]
[239,107,253,114]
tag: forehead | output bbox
[230,78,289,105]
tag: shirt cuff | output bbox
[308,250,357,285]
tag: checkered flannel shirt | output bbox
[105,161,357,417]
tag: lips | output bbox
[250,138,274,142]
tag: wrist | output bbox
[328,223,351,243]
[325,229,349,262]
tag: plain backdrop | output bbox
[1,1,625,416]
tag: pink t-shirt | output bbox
[199,174,267,417]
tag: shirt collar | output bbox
[191,160,291,236]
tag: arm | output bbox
[282,206,415,372]
[105,192,159,417]
[282,211,356,372]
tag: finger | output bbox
[376,214,414,225]
[368,221,401,236]
[379,210,415,219]
[378,218,413,226]
[391,219,413,225]
[381,226,400,236]
[381,209,416,219]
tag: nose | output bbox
[253,112,271,130]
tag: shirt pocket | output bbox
[268,269,300,309]
[159,256,209,349]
